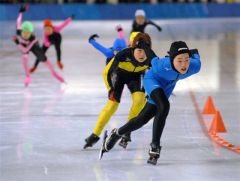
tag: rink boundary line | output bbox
[189,90,240,155]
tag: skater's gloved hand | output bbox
[116,25,123,32]
[88,34,99,42]
[19,4,28,13]
[189,49,199,57]
[157,26,162,32]
[71,14,75,20]
[12,36,19,45]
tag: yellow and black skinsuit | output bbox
[84,46,157,148]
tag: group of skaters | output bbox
[13,4,72,86]
[13,5,201,165]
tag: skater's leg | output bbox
[118,75,146,147]
[22,54,31,86]
[84,100,119,149]
[44,61,65,83]
[30,42,64,83]
[30,59,40,73]
[22,54,30,77]
[104,103,156,151]
[30,45,48,73]
[127,91,146,121]
[54,35,63,69]
[148,143,162,165]
[119,91,146,148]
[84,133,100,149]
[118,103,157,135]
[146,88,169,165]
[127,75,146,121]
[93,100,119,136]
[84,75,124,149]
[93,80,124,136]
[150,88,170,146]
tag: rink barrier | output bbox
[190,92,240,154]
[1,3,240,20]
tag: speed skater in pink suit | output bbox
[12,4,65,86]
[30,14,74,73]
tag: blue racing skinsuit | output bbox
[144,53,201,105]
[110,52,201,152]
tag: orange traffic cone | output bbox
[209,110,227,133]
[202,96,216,114]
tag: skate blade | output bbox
[99,130,108,160]
[147,158,157,165]
[119,141,127,149]
[83,138,93,149]
[83,144,91,149]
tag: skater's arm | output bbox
[116,25,129,46]
[147,20,162,32]
[89,39,113,58]
[16,4,28,32]
[188,49,201,74]
[116,25,126,40]
[12,36,19,45]
[131,21,137,32]
[54,17,72,32]
[18,38,38,54]
[118,30,125,40]
[16,13,23,31]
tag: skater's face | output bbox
[21,31,31,40]
[136,16,145,25]
[134,48,147,62]
[44,26,53,35]
[173,53,190,74]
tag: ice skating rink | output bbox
[0,18,240,181]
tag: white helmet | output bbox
[135,9,146,17]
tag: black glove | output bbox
[71,14,75,20]
[89,34,99,42]
[116,25,123,32]
[157,26,162,32]
[19,4,28,13]
[12,36,19,45]
[190,49,199,57]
